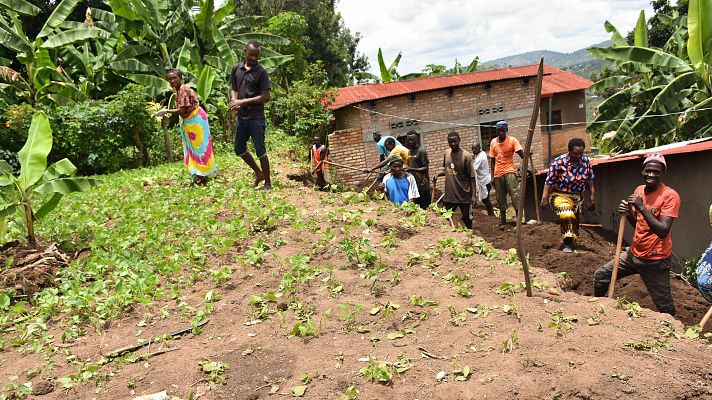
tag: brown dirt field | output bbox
[470,213,710,331]
[2,162,711,400]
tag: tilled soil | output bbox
[471,213,710,330]
[2,165,711,400]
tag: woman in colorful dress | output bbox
[157,68,216,184]
[540,138,596,253]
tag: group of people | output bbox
[158,41,273,190]
[358,122,712,318]
[368,121,524,232]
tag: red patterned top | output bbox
[545,153,595,194]
[176,84,199,118]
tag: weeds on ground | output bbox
[197,360,229,386]
[614,297,644,318]
[549,309,578,336]
[501,330,519,353]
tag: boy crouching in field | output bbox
[382,157,420,206]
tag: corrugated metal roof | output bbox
[589,137,712,167]
[331,64,592,110]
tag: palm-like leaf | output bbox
[17,112,52,189]
[38,0,80,38]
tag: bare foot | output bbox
[259,182,272,191]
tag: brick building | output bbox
[327,64,592,186]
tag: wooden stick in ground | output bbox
[435,193,445,204]
[431,176,438,204]
[607,217,627,298]
[700,305,712,329]
[530,154,541,222]
[515,58,544,297]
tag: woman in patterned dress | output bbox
[540,138,596,253]
[697,204,712,304]
[157,68,216,184]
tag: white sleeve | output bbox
[407,174,420,200]
[382,174,391,194]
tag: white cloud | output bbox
[337,0,654,74]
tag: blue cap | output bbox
[495,121,508,130]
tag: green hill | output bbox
[481,41,612,79]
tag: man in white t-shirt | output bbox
[472,142,494,216]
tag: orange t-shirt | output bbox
[631,184,680,260]
[489,135,523,178]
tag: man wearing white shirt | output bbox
[472,142,495,216]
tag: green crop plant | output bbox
[548,309,578,336]
[198,360,229,386]
[0,112,99,246]
[290,318,318,339]
[448,306,467,326]
[409,295,438,307]
[496,282,525,297]
[474,237,500,260]
[338,303,363,332]
[380,229,398,253]
[501,330,519,353]
[614,298,644,318]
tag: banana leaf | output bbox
[650,71,702,112]
[259,55,293,71]
[41,27,110,49]
[230,33,290,47]
[210,24,236,67]
[604,21,628,47]
[114,45,152,62]
[34,193,62,220]
[633,10,649,48]
[589,75,631,93]
[377,48,391,82]
[38,0,80,38]
[0,0,40,15]
[110,59,154,73]
[42,158,77,181]
[589,46,692,72]
[687,0,712,72]
[34,177,100,194]
[196,65,215,102]
[17,112,52,189]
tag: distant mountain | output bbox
[481,41,613,80]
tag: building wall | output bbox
[329,78,548,186]
[539,91,590,165]
[333,108,361,131]
[523,150,712,262]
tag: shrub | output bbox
[0,85,164,176]
[269,62,336,142]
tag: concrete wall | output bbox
[329,78,542,187]
[524,150,712,262]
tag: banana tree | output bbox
[454,56,479,74]
[0,0,111,104]
[0,112,100,247]
[587,0,712,152]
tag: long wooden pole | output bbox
[607,217,627,298]
[530,155,541,222]
[324,160,368,173]
[515,58,545,297]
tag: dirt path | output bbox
[3,162,711,400]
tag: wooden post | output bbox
[607,217,627,298]
[530,155,541,222]
[515,58,544,297]
[700,305,712,329]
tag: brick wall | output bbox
[539,91,590,165]
[329,78,556,187]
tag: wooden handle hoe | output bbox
[700,305,712,329]
[607,217,627,298]
[431,176,438,204]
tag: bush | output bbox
[0,85,165,175]
[269,62,335,142]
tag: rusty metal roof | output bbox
[331,64,592,110]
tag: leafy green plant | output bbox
[624,338,671,353]
[548,310,578,336]
[339,385,359,400]
[614,298,644,318]
[338,303,363,332]
[501,330,519,353]
[409,295,438,307]
[198,360,229,386]
[0,112,99,246]
[291,318,318,339]
[496,282,525,297]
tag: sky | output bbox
[337,0,655,74]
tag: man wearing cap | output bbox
[489,121,525,225]
[593,153,680,315]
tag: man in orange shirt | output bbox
[593,153,680,315]
[489,121,525,225]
